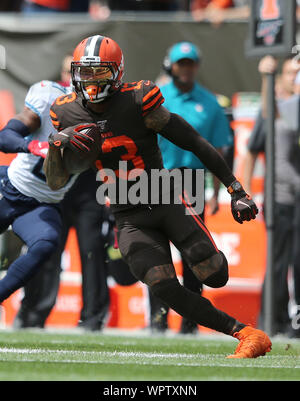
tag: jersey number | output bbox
[55,92,76,106]
[121,81,143,92]
[95,135,145,180]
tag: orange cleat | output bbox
[227,326,272,359]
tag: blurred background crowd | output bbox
[0,0,251,23]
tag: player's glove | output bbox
[27,140,49,159]
[48,123,97,154]
[227,180,258,224]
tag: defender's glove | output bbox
[228,180,258,224]
[27,140,49,158]
[48,123,97,154]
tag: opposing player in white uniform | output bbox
[0,80,77,302]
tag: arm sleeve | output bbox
[0,119,30,153]
[0,82,51,154]
[0,82,54,153]
[160,113,235,187]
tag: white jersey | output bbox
[8,80,78,203]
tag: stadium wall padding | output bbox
[0,15,263,112]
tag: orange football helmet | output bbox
[71,35,124,103]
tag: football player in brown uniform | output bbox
[44,35,272,358]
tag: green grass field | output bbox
[0,329,299,381]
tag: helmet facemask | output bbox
[71,57,122,103]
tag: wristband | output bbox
[227,180,243,194]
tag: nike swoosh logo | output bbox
[236,200,251,209]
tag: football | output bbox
[62,123,102,174]
[63,147,96,174]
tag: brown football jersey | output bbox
[50,80,165,212]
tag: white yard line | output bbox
[0,347,298,369]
